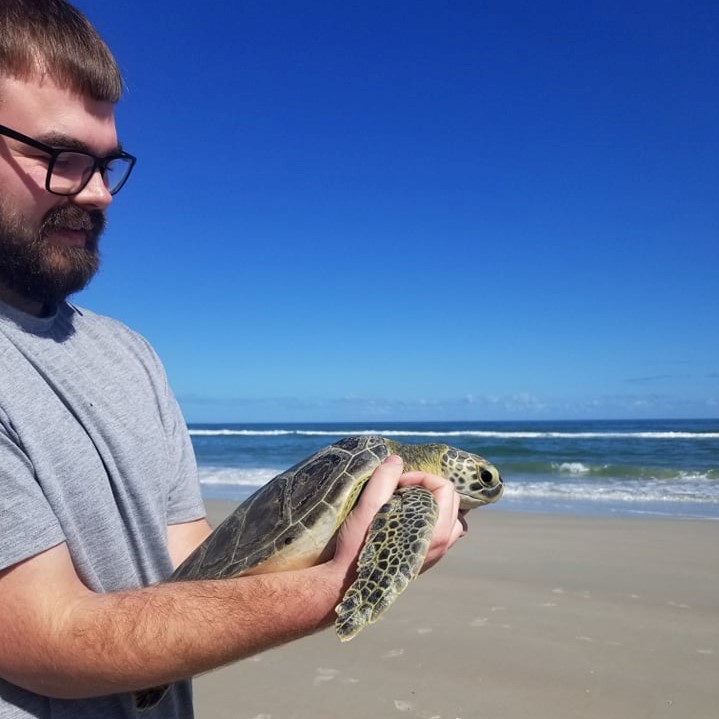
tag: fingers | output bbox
[398,470,466,571]
[333,457,465,578]
[357,454,404,516]
[332,455,405,569]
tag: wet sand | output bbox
[193,501,719,719]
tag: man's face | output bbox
[0,74,118,313]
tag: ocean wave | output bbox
[541,463,719,481]
[196,464,719,504]
[555,462,596,474]
[191,429,295,437]
[197,466,280,487]
[189,428,719,440]
[502,481,719,505]
[196,465,719,486]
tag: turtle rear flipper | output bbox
[134,684,169,711]
[335,486,438,641]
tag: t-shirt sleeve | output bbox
[76,317,207,530]
[0,421,65,571]
[164,393,207,525]
[136,333,206,526]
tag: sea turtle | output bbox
[135,435,502,710]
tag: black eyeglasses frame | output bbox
[0,122,136,196]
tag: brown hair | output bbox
[0,0,122,102]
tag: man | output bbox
[0,1,466,717]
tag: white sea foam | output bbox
[189,428,719,440]
[502,480,719,505]
[197,466,279,487]
[555,462,593,474]
[191,429,293,437]
[196,465,719,505]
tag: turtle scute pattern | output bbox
[173,435,389,582]
[335,485,438,641]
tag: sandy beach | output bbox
[193,500,719,719]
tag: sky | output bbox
[73,0,717,424]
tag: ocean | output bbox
[188,419,719,521]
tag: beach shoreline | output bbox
[192,500,719,719]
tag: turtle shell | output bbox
[173,435,390,581]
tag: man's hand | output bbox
[398,467,466,571]
[330,454,465,584]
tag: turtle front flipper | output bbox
[335,486,439,641]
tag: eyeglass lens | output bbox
[49,152,133,195]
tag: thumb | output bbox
[333,455,403,565]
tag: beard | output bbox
[0,201,105,310]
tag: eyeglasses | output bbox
[0,123,136,196]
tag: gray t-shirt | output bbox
[0,300,206,718]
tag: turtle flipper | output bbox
[335,486,438,641]
[134,684,169,711]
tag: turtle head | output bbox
[439,447,503,510]
[383,439,503,510]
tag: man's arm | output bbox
[0,540,342,698]
[0,456,464,699]
[166,518,213,569]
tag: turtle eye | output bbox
[480,470,495,485]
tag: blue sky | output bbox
[74,1,717,423]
